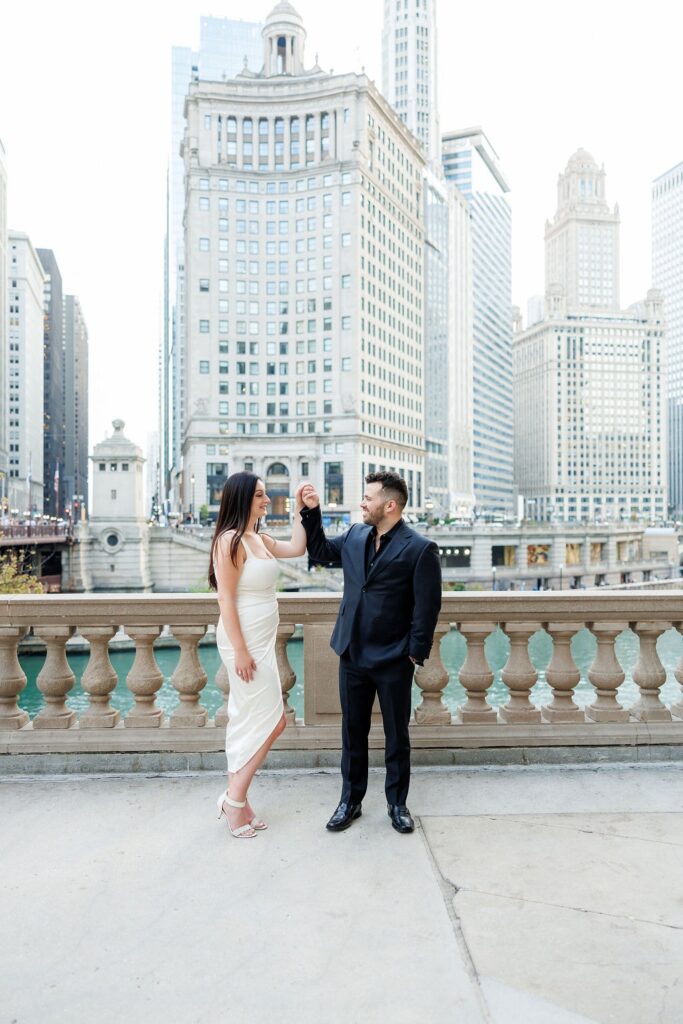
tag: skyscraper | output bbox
[163,16,263,514]
[514,151,666,525]
[422,170,473,516]
[63,295,89,519]
[442,127,513,515]
[0,140,8,507]
[382,0,440,165]
[545,148,620,312]
[7,232,45,514]
[36,248,64,517]
[382,0,473,517]
[181,1,426,522]
[652,160,683,515]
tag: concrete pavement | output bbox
[2,763,683,1023]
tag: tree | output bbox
[0,552,44,594]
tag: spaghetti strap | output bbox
[240,536,251,559]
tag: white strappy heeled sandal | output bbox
[216,790,257,839]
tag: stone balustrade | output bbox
[2,592,683,763]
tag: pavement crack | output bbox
[453,886,683,933]
[488,815,683,849]
[418,817,493,1024]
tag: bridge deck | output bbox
[2,762,681,1023]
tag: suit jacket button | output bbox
[361,586,366,592]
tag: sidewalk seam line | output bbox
[418,819,494,1024]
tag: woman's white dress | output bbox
[216,537,283,773]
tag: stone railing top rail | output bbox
[2,591,683,628]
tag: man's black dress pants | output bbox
[338,654,414,806]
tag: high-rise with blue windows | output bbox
[652,161,683,516]
[442,127,513,515]
[163,16,263,514]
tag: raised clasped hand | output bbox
[299,483,320,509]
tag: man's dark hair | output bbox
[365,471,408,510]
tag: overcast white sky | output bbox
[1,0,681,461]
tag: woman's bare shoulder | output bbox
[214,529,243,560]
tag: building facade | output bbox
[7,231,45,514]
[514,151,667,524]
[652,160,683,515]
[0,140,7,506]
[382,0,440,165]
[36,248,64,517]
[545,148,620,312]
[422,170,473,516]
[181,1,426,523]
[163,16,263,513]
[87,419,152,591]
[63,295,89,519]
[442,127,513,515]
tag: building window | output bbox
[325,462,344,504]
[200,360,210,374]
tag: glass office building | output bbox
[442,128,513,515]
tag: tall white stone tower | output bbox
[382,0,440,165]
[87,420,152,591]
[545,148,620,313]
[514,153,666,526]
[181,1,426,525]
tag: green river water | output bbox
[17,627,683,720]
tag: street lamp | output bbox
[190,474,196,525]
[492,565,497,591]
[559,563,564,591]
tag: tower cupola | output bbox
[262,1,306,76]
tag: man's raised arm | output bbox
[298,484,346,567]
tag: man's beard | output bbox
[362,507,384,526]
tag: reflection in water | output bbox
[18,627,683,720]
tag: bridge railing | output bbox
[1,592,682,755]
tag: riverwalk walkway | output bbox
[2,762,682,1023]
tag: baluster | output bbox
[33,626,77,729]
[585,622,630,722]
[214,662,230,729]
[498,623,542,724]
[0,626,29,730]
[414,624,451,725]
[670,624,683,720]
[276,624,297,724]
[542,622,584,723]
[170,626,208,727]
[456,623,496,723]
[80,626,120,728]
[123,626,165,728]
[630,622,671,722]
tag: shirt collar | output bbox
[370,518,404,544]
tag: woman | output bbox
[209,472,307,838]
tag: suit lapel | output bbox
[366,521,411,582]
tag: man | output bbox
[298,472,442,834]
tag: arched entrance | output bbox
[266,462,290,522]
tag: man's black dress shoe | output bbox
[326,801,362,832]
[388,804,415,833]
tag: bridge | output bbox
[2,589,682,1022]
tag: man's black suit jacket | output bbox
[301,505,442,668]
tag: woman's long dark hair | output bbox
[209,471,261,589]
